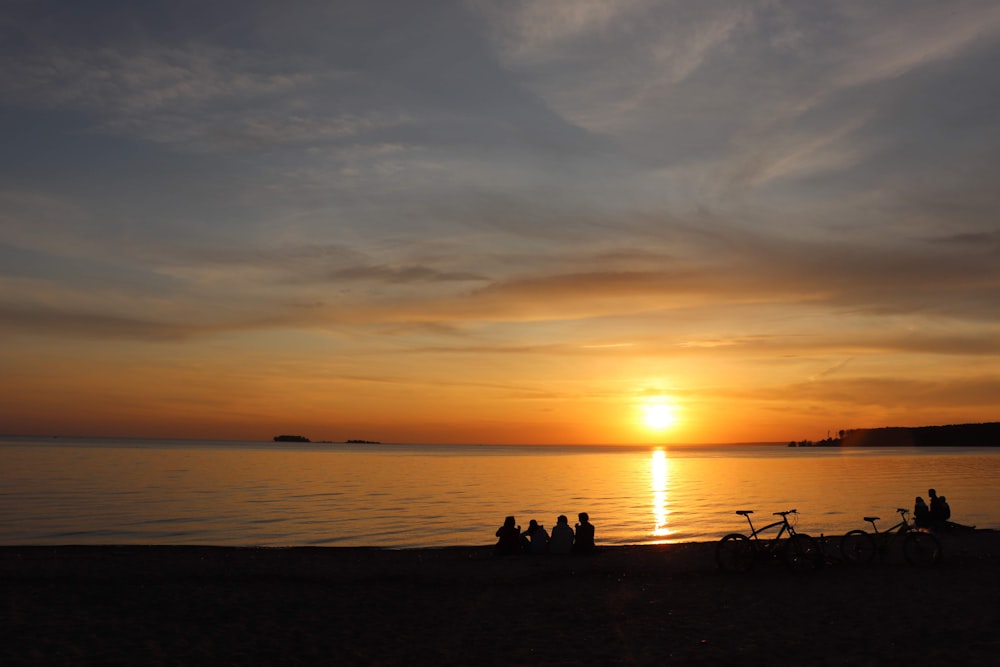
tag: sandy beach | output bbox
[3,531,999,666]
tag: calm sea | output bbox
[2,437,998,548]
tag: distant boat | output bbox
[273,435,310,443]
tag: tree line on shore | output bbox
[789,421,1000,447]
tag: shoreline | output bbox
[3,532,999,665]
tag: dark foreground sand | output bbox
[3,531,999,666]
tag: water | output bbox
[2,437,998,548]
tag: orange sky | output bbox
[3,3,1000,444]
[3,322,996,444]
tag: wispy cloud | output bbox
[0,43,411,152]
[0,304,195,341]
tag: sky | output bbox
[2,1,1000,445]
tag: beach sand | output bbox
[2,531,999,665]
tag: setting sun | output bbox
[642,401,678,431]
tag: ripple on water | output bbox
[1,440,998,547]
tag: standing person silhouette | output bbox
[928,488,945,527]
[573,512,596,554]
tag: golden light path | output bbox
[651,449,672,539]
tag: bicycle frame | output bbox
[863,508,911,537]
[841,508,942,567]
[716,509,820,572]
[740,509,798,545]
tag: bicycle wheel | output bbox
[716,533,754,572]
[902,531,942,567]
[783,533,822,571]
[840,529,876,564]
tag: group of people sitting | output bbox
[913,488,955,530]
[494,512,596,556]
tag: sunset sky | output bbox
[3,1,1000,445]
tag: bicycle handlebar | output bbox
[773,509,797,516]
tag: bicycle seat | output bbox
[736,510,753,516]
[863,516,880,522]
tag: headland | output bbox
[790,421,1000,447]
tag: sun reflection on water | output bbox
[651,449,672,540]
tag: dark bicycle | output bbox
[716,509,822,572]
[841,508,942,567]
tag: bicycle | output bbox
[716,509,822,572]
[840,508,942,567]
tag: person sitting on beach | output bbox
[936,494,957,530]
[935,495,976,531]
[522,519,550,554]
[913,497,931,530]
[495,516,522,556]
[549,514,575,554]
[573,512,596,554]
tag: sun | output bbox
[642,401,678,431]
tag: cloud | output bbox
[321,265,486,285]
[2,44,313,111]
[0,304,194,341]
[0,191,103,255]
[0,43,408,151]
[2,1,597,163]
[821,3,1000,99]
[470,0,1000,230]
[10,204,1000,344]
[474,0,656,65]
[476,0,750,135]
[763,375,1000,411]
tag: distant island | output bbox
[271,435,381,444]
[789,422,1000,447]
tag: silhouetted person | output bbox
[928,488,944,524]
[495,516,521,556]
[939,496,951,522]
[573,512,595,554]
[914,497,931,530]
[936,495,976,531]
[522,519,550,554]
[928,488,954,530]
[549,514,574,554]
